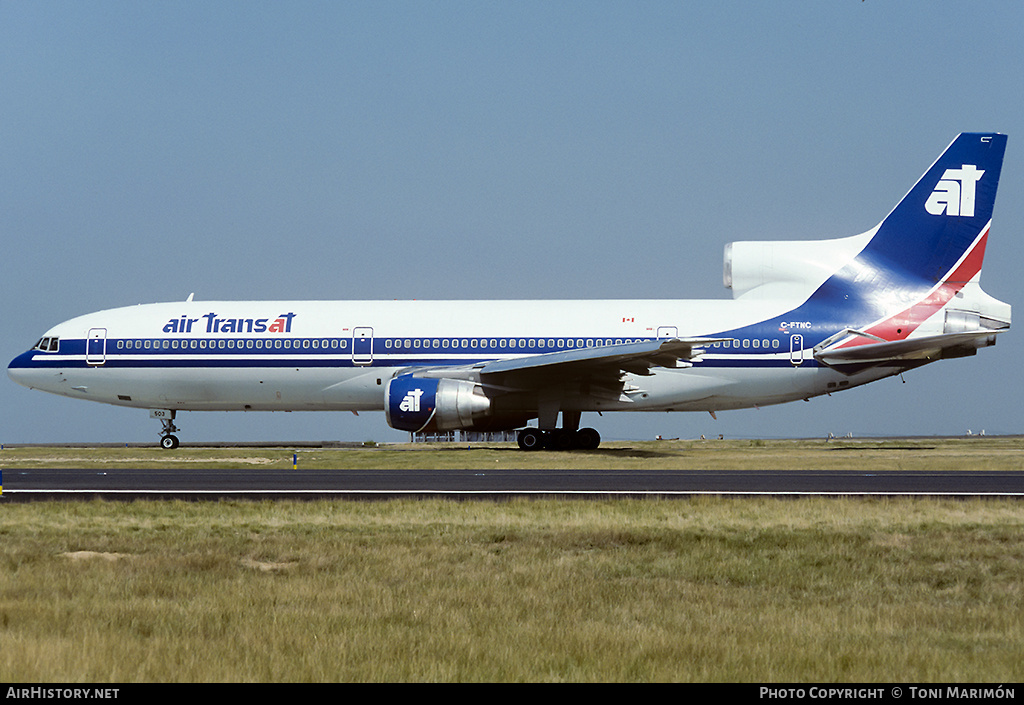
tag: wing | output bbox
[407,337,724,388]
[478,338,722,377]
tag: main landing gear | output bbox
[516,427,601,451]
[516,408,601,451]
[151,410,181,450]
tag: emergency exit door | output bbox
[352,327,373,365]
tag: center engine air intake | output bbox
[724,234,870,299]
[385,376,492,433]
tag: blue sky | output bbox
[3,1,1023,444]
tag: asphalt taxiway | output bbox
[3,467,1024,501]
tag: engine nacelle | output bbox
[724,233,870,299]
[385,376,493,433]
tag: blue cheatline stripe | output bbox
[28,333,813,357]
[14,353,815,371]
[14,332,820,372]
[74,335,676,356]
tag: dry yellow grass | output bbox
[1,497,1022,682]
[2,436,1024,471]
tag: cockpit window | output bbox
[34,337,59,352]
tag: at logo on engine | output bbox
[399,388,425,412]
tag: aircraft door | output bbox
[789,334,805,366]
[352,327,373,366]
[86,328,107,366]
[657,326,678,339]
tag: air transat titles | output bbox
[162,312,297,334]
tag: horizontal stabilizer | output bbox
[814,330,1004,369]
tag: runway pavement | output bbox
[3,467,1024,501]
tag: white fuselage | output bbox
[8,297,888,417]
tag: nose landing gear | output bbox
[151,409,180,450]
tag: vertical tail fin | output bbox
[812,133,1009,356]
[807,133,1006,318]
[857,132,1006,287]
[723,134,1008,363]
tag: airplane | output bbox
[8,133,1010,451]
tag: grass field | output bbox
[1,439,1022,682]
[3,435,1024,471]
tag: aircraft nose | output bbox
[8,351,40,389]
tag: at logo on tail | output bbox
[925,164,984,217]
